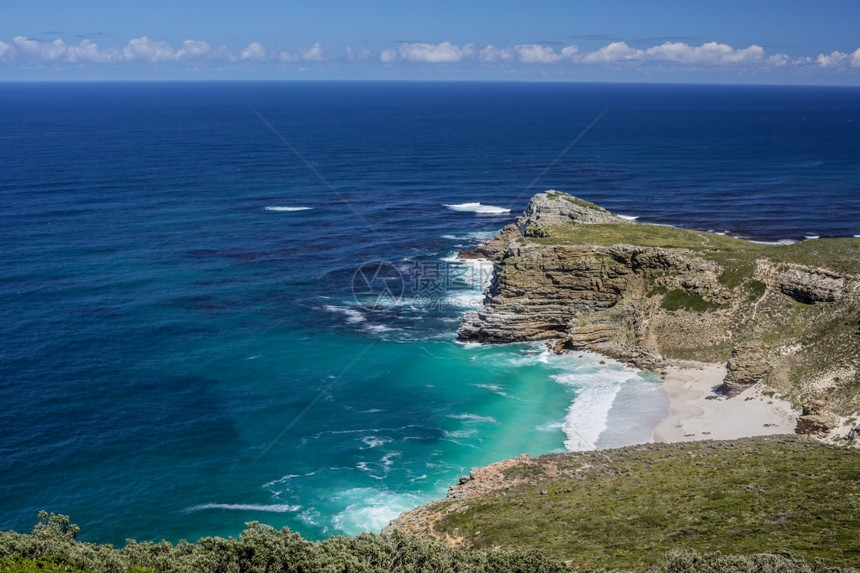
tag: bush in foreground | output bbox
[1,512,858,572]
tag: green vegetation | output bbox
[530,223,860,277]
[434,436,860,571]
[532,223,755,250]
[544,192,604,212]
[659,288,722,313]
[0,515,566,573]
[746,279,767,301]
[556,231,854,297]
[4,496,860,572]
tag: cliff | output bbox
[458,191,860,424]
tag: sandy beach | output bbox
[653,362,798,443]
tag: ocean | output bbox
[1,81,858,546]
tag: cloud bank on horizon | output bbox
[2,36,860,81]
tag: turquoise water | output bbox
[1,81,857,545]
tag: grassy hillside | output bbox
[411,436,860,570]
[530,223,860,276]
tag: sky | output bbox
[3,0,860,84]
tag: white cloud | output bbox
[1,35,858,79]
[14,36,67,61]
[398,42,475,63]
[276,45,325,63]
[514,44,560,63]
[123,36,175,62]
[576,41,769,66]
[346,46,371,62]
[580,41,641,63]
[10,36,124,63]
[767,54,790,67]
[0,40,12,61]
[302,43,325,61]
[479,45,513,63]
[175,39,211,60]
[816,49,860,68]
[240,42,266,61]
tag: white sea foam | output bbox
[473,383,507,397]
[331,488,422,534]
[447,413,499,424]
[553,364,641,451]
[356,452,402,480]
[323,305,366,324]
[363,323,397,334]
[361,436,393,449]
[443,202,511,215]
[441,230,498,241]
[185,503,301,513]
[536,420,564,432]
[444,428,478,439]
[265,206,312,212]
[262,474,301,489]
[749,238,797,246]
[596,371,667,449]
[503,347,553,366]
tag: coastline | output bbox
[653,361,798,443]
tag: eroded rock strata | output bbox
[458,191,860,423]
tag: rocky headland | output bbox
[457,190,860,436]
[386,190,860,571]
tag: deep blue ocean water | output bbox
[1,81,858,545]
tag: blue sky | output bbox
[3,0,860,83]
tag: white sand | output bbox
[653,362,798,443]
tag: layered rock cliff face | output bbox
[458,191,860,418]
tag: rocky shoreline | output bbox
[457,191,860,438]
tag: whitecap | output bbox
[265,206,312,212]
[444,428,479,439]
[447,413,498,424]
[361,436,393,449]
[443,202,511,215]
[262,474,301,489]
[474,383,503,392]
[185,503,300,513]
[323,305,365,324]
[363,323,397,334]
[441,231,498,241]
[536,420,564,432]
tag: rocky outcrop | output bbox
[720,342,772,397]
[458,190,860,417]
[756,261,848,304]
[516,190,632,236]
[456,223,519,261]
[795,400,840,435]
